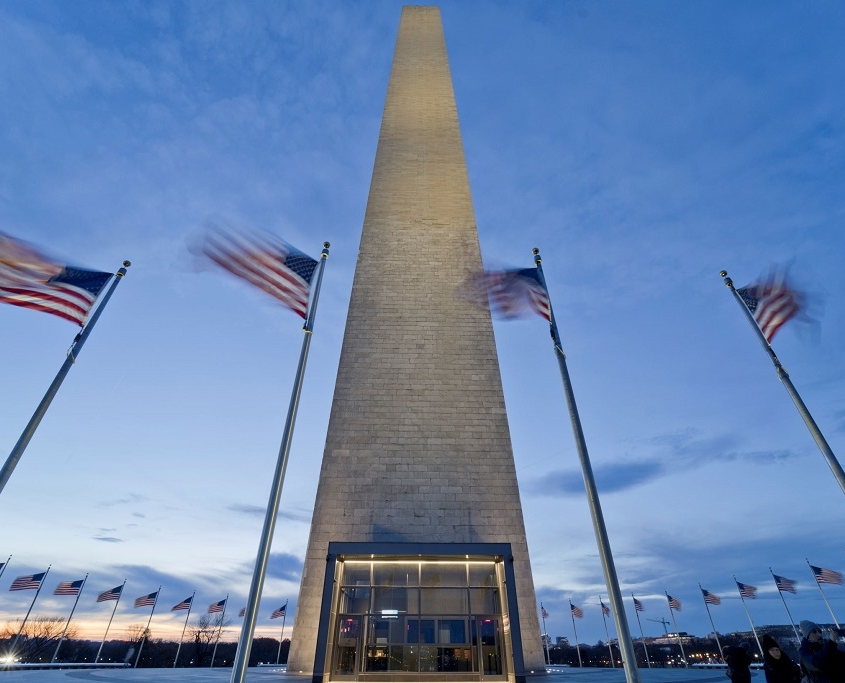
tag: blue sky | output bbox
[2,0,845,650]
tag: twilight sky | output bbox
[2,0,845,652]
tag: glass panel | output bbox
[420,587,468,613]
[389,645,419,671]
[480,618,502,675]
[338,587,371,614]
[365,645,389,671]
[468,563,497,587]
[470,587,500,614]
[439,647,474,672]
[419,619,435,644]
[373,563,419,586]
[438,619,467,644]
[372,587,418,614]
[342,563,372,586]
[419,645,438,672]
[334,616,360,675]
[421,563,467,587]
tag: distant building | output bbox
[555,637,570,647]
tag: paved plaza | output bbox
[0,669,751,683]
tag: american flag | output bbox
[271,602,288,620]
[541,606,549,619]
[208,599,227,614]
[9,572,46,591]
[701,589,721,605]
[238,608,246,617]
[773,575,798,594]
[633,597,644,612]
[736,581,757,599]
[737,267,802,343]
[171,596,193,611]
[601,601,610,617]
[667,595,681,611]
[97,585,123,602]
[0,232,112,326]
[201,226,319,319]
[135,591,158,608]
[461,268,551,321]
[810,565,843,585]
[570,603,584,619]
[54,579,84,596]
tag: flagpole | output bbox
[665,594,688,667]
[96,580,126,663]
[211,595,229,667]
[11,566,50,656]
[0,555,10,581]
[534,249,641,683]
[632,595,651,668]
[540,603,550,665]
[733,578,764,658]
[769,569,800,643]
[173,592,195,668]
[0,261,130,496]
[721,271,845,496]
[135,586,160,668]
[600,598,615,668]
[698,584,723,661]
[275,603,287,666]
[52,574,88,663]
[230,243,330,683]
[569,602,582,668]
[806,560,840,628]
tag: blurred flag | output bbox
[601,601,610,617]
[97,585,123,602]
[0,231,112,326]
[667,595,681,611]
[633,597,644,612]
[135,591,158,608]
[773,575,798,594]
[239,607,246,617]
[541,606,549,619]
[736,581,757,599]
[200,225,319,318]
[461,268,550,321]
[570,603,584,619]
[737,267,802,342]
[9,573,45,591]
[172,596,193,611]
[701,589,721,605]
[271,602,288,619]
[208,599,227,614]
[810,565,843,585]
[54,579,84,596]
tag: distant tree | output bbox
[189,613,229,667]
[1,616,76,663]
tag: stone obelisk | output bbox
[287,6,544,675]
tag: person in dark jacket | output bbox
[724,642,753,683]
[798,620,843,683]
[763,634,801,683]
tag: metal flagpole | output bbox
[600,598,615,668]
[721,271,845,497]
[211,596,229,667]
[534,249,641,683]
[806,560,840,628]
[11,566,50,656]
[632,595,651,668]
[96,580,126,663]
[769,569,800,643]
[173,592,195,668]
[0,555,10,581]
[569,602,583,668]
[52,573,88,663]
[0,261,130,496]
[698,585,723,661]
[665,594,688,667]
[540,603,550,665]
[230,243,330,683]
[135,587,160,668]
[733,578,764,658]
[275,603,288,666]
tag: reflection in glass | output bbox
[373,563,419,586]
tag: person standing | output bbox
[798,620,843,683]
[724,642,753,683]
[762,635,801,683]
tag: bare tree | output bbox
[188,613,229,667]
[2,616,76,663]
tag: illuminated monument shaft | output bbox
[288,7,544,680]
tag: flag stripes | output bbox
[9,573,45,591]
[54,579,84,596]
[701,589,721,605]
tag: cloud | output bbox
[93,536,124,543]
[227,502,311,523]
[95,493,147,508]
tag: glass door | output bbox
[334,615,362,677]
[476,617,504,679]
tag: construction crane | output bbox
[647,617,671,634]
